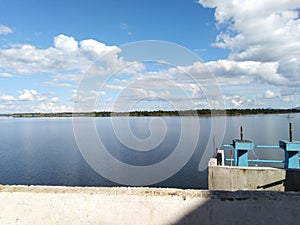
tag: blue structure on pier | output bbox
[224,123,300,169]
[279,140,300,169]
[232,139,254,167]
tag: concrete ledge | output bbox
[1,185,300,225]
[208,163,300,191]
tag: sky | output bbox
[0,0,300,113]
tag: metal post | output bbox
[240,126,243,141]
[289,122,293,142]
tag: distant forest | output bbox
[1,108,300,118]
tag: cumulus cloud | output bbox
[0,34,120,78]
[197,0,300,107]
[2,10,300,112]
[54,34,78,52]
[0,24,12,35]
[18,89,38,101]
[18,89,46,102]
[199,0,300,60]
[80,39,119,59]
[198,1,300,75]
[206,60,288,85]
[0,89,72,113]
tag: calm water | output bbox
[0,113,299,189]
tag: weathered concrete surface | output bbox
[209,158,300,191]
[1,185,300,225]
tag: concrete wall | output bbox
[208,158,300,191]
[1,185,300,225]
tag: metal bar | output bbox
[225,159,284,163]
[248,159,284,163]
[225,159,234,161]
[254,145,280,149]
[224,144,280,148]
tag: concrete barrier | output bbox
[1,185,300,225]
[208,158,300,191]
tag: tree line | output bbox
[1,108,299,118]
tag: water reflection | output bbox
[0,113,299,189]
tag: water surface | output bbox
[0,113,299,189]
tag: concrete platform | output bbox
[208,158,300,191]
[1,185,300,225]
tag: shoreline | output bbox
[1,108,299,118]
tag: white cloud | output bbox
[0,90,74,113]
[223,95,255,108]
[198,0,300,61]
[54,34,78,52]
[2,18,300,112]
[0,34,121,79]
[0,24,12,35]
[18,89,43,101]
[35,102,72,113]
[0,94,15,101]
[264,90,279,99]
[80,39,120,60]
[278,57,300,87]
[198,0,300,88]
[141,60,285,96]
[185,60,287,86]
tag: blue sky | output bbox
[0,0,300,113]
[0,1,223,59]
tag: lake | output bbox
[0,113,299,189]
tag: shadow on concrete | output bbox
[172,190,300,225]
[256,169,300,191]
[257,179,285,189]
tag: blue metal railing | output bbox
[223,143,300,167]
[223,124,300,169]
[224,144,280,149]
